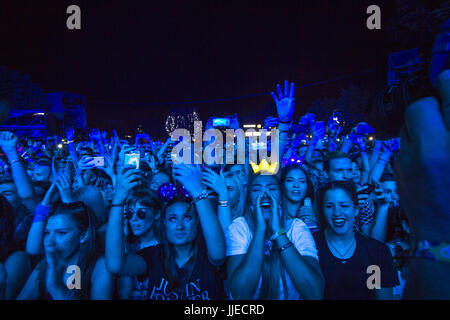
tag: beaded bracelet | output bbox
[279,242,294,253]
[270,229,286,242]
[110,203,125,208]
[191,189,211,205]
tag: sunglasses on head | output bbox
[125,208,150,220]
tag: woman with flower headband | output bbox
[226,173,324,300]
[106,164,226,300]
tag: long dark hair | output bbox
[159,196,205,289]
[0,195,15,262]
[46,202,98,296]
[244,174,288,300]
[316,180,358,229]
[280,164,315,203]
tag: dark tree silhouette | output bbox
[0,65,50,112]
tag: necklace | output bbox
[326,236,355,263]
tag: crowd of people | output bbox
[0,71,449,300]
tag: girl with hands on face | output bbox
[226,174,324,300]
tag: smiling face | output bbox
[44,214,84,260]
[164,202,198,246]
[283,168,308,203]
[128,202,160,238]
[323,188,357,236]
[249,175,281,220]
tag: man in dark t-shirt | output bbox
[313,231,399,299]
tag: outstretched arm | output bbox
[271,81,295,165]
[105,166,147,276]
[0,132,37,205]
[174,164,226,265]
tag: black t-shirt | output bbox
[136,243,226,300]
[313,231,399,300]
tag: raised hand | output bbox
[327,116,342,138]
[311,121,326,141]
[113,166,142,204]
[0,131,18,154]
[271,80,295,122]
[55,168,74,203]
[100,153,117,184]
[90,129,101,141]
[267,190,281,233]
[383,138,400,153]
[172,164,204,198]
[264,116,279,129]
[254,191,267,233]
[65,128,75,141]
[78,156,96,170]
[299,113,316,126]
[202,167,228,198]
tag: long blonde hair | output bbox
[243,174,288,300]
[223,172,245,220]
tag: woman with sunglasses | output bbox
[313,180,399,299]
[117,187,162,299]
[106,164,226,300]
[18,200,114,300]
[227,173,324,300]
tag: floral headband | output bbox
[157,183,192,203]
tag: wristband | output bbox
[270,228,286,242]
[191,189,211,205]
[110,202,125,208]
[218,200,230,207]
[10,158,21,165]
[33,203,54,223]
[414,240,450,263]
[279,119,292,124]
[279,242,294,253]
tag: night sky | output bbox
[0,0,404,138]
